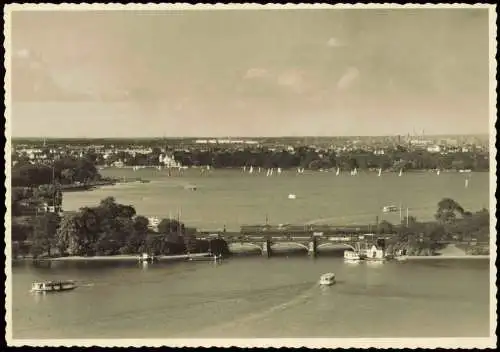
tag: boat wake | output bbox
[197,283,318,334]
[77,282,95,288]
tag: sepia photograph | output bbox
[4,3,497,348]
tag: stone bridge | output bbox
[197,228,387,257]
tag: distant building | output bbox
[427,145,441,153]
[148,217,161,232]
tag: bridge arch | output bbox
[228,242,264,253]
[316,242,357,252]
[271,241,309,251]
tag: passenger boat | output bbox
[382,205,398,213]
[31,280,76,293]
[344,250,362,262]
[319,273,336,286]
[138,253,157,263]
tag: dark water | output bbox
[11,256,491,339]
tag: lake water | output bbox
[12,257,491,339]
[10,169,492,340]
[62,169,489,231]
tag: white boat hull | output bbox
[319,279,336,286]
[31,283,76,293]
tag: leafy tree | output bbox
[56,213,82,255]
[158,218,185,235]
[378,220,394,234]
[30,212,60,258]
[435,198,466,224]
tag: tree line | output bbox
[383,198,490,256]
[12,197,229,259]
[12,156,102,187]
[96,147,489,171]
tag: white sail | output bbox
[277,167,282,174]
[399,169,403,177]
[258,167,261,173]
[249,166,253,174]
[243,166,246,172]
[465,178,469,188]
[378,168,382,177]
[437,169,440,176]
[336,167,340,176]
[266,169,271,177]
[270,168,274,176]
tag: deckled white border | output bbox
[3,3,498,348]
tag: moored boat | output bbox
[31,280,76,293]
[138,253,157,263]
[319,273,336,286]
[344,250,362,262]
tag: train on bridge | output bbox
[195,224,396,258]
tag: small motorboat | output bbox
[31,280,76,293]
[288,194,297,199]
[138,253,157,263]
[319,273,336,286]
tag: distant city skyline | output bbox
[8,6,493,138]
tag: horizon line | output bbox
[10,133,489,141]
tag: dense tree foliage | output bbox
[12,157,101,187]
[100,146,489,172]
[387,199,490,255]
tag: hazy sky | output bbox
[8,7,492,137]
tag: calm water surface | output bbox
[12,257,490,338]
[63,169,489,231]
[12,170,491,339]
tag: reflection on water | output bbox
[11,257,490,339]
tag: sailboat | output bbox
[258,167,261,173]
[270,168,274,176]
[378,168,382,177]
[351,168,358,176]
[336,167,340,176]
[398,169,403,177]
[465,178,469,188]
[277,168,282,175]
[249,166,254,174]
[243,166,246,172]
[266,169,271,177]
[437,169,440,176]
